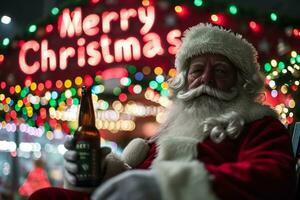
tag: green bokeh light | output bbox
[229,5,238,15]
[49,99,57,107]
[296,55,300,63]
[2,38,10,46]
[28,25,37,33]
[127,65,137,74]
[51,7,60,15]
[264,63,272,72]
[278,62,285,70]
[194,0,203,7]
[270,13,277,21]
[149,81,158,89]
[113,87,122,96]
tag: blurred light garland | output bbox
[0,0,299,128]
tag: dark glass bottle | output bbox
[74,86,101,187]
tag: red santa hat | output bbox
[174,23,264,96]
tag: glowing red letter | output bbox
[167,29,182,55]
[138,6,155,35]
[120,8,137,31]
[102,11,119,33]
[58,7,82,38]
[41,40,57,72]
[114,37,141,62]
[83,14,100,36]
[19,40,40,75]
[100,35,114,63]
[59,47,75,70]
[143,33,164,58]
[87,41,101,66]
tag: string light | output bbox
[194,0,203,7]
[142,0,150,7]
[211,14,219,22]
[45,24,53,33]
[51,7,60,15]
[0,54,4,63]
[2,38,10,46]
[175,6,183,13]
[229,5,238,15]
[249,21,260,32]
[28,24,37,33]
[0,0,299,132]
[270,12,277,21]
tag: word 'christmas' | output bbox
[18,6,182,75]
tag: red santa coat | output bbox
[29,116,296,200]
[137,116,296,200]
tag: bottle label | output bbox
[75,141,98,182]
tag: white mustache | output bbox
[177,84,238,101]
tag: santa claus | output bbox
[29,23,296,200]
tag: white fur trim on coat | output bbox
[152,161,219,200]
[150,135,219,200]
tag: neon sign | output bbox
[19,6,182,75]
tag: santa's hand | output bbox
[63,135,111,185]
[91,170,162,200]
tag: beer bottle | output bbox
[75,86,101,187]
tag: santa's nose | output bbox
[201,68,213,85]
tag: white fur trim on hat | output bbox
[175,23,260,84]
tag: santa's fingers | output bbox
[64,150,77,162]
[65,161,78,174]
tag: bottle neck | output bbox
[78,87,96,127]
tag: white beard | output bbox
[149,84,277,166]
[152,84,270,143]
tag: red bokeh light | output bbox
[119,93,127,102]
[84,75,93,87]
[45,24,54,33]
[1,81,6,89]
[249,21,261,32]
[45,80,52,89]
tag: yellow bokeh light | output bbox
[142,0,150,6]
[5,97,11,104]
[30,82,37,91]
[0,94,5,101]
[75,76,83,86]
[175,5,183,13]
[211,14,219,22]
[168,68,177,77]
[3,104,9,112]
[288,100,296,108]
[280,85,288,94]
[154,67,163,75]
[64,79,72,88]
[15,85,21,93]
[161,82,169,89]
[17,100,23,107]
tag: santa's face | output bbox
[187,54,238,92]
